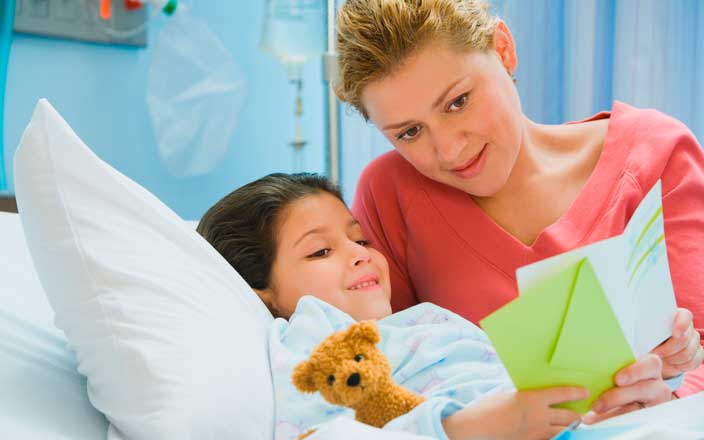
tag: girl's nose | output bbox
[351,242,372,267]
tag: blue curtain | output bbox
[0,0,15,191]
[340,0,704,201]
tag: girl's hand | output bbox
[583,354,672,424]
[442,387,587,440]
[652,308,704,378]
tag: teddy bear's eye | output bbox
[354,354,364,362]
[327,374,335,385]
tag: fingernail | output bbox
[592,401,604,413]
[617,374,630,386]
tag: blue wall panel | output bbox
[3,1,325,219]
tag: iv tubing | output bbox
[325,0,340,184]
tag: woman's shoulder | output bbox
[571,101,693,143]
[611,101,694,139]
[609,101,702,189]
[354,150,427,210]
[357,150,418,184]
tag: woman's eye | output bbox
[354,354,364,362]
[396,125,421,141]
[355,240,370,247]
[447,93,468,112]
[308,248,330,258]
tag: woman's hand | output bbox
[442,387,587,440]
[583,354,672,424]
[652,308,704,378]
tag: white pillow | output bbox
[14,99,275,440]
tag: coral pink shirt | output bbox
[352,101,704,397]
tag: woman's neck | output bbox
[470,115,609,246]
[494,116,607,200]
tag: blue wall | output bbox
[3,2,326,220]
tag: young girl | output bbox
[197,173,588,440]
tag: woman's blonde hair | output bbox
[336,0,499,119]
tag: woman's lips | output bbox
[452,144,488,179]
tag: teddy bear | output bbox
[292,321,425,438]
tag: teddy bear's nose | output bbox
[346,372,361,387]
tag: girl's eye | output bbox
[355,240,370,247]
[447,93,468,112]
[396,125,421,141]
[308,248,330,258]
[354,354,364,362]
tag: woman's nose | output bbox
[432,130,466,165]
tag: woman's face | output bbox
[361,27,523,197]
[261,192,392,321]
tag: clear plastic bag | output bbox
[146,11,246,177]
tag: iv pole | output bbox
[323,0,340,184]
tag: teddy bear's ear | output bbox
[292,360,318,393]
[346,321,380,345]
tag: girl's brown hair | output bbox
[336,0,499,119]
[197,173,343,308]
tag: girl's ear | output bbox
[254,287,279,316]
[493,20,518,73]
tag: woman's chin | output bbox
[450,173,508,198]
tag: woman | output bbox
[336,0,704,422]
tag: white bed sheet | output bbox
[581,391,704,432]
[307,417,432,440]
[0,212,56,329]
[0,212,108,439]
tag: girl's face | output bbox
[259,192,392,321]
[361,25,523,198]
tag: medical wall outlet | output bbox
[14,0,147,47]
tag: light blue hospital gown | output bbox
[268,296,513,440]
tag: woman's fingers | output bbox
[691,344,704,370]
[652,308,704,376]
[583,403,643,425]
[672,308,693,337]
[592,378,670,414]
[672,341,704,373]
[653,324,693,358]
[614,354,662,386]
[664,331,702,366]
[653,308,693,358]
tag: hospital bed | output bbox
[0,211,437,440]
[4,206,703,440]
[0,99,702,440]
[0,211,108,439]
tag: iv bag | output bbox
[147,12,246,177]
[260,0,326,69]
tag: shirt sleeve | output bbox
[659,127,704,397]
[352,156,419,311]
